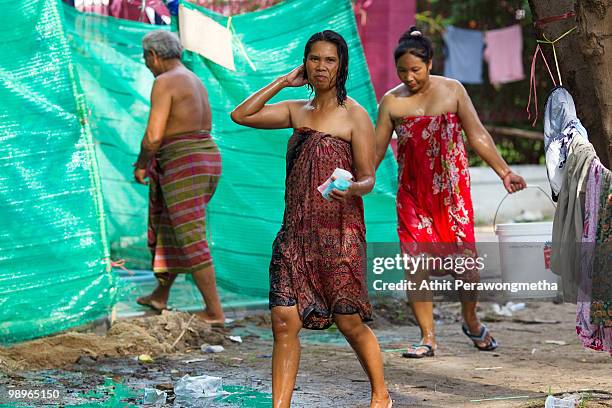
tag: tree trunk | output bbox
[528,0,612,167]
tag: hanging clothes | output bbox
[75,0,110,16]
[146,0,170,25]
[166,0,179,16]
[443,26,484,85]
[551,134,596,303]
[544,87,589,201]
[590,167,612,328]
[189,0,282,16]
[483,24,524,84]
[546,88,611,351]
[109,0,170,25]
[577,159,612,353]
[178,4,235,71]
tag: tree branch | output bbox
[484,125,544,140]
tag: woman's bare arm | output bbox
[455,81,509,177]
[455,81,526,192]
[230,66,307,129]
[374,94,395,169]
[329,105,375,201]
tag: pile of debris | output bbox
[0,311,225,370]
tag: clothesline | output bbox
[525,26,577,126]
[443,23,525,86]
[536,26,577,87]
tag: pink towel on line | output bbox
[484,24,525,85]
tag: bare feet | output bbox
[136,277,174,313]
[136,294,167,313]
[194,310,225,327]
[370,392,392,408]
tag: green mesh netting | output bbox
[180,0,399,297]
[0,0,113,344]
[62,6,171,268]
[64,0,398,300]
[0,0,399,343]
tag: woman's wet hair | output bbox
[303,30,348,106]
[394,26,434,63]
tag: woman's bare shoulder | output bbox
[285,99,310,108]
[431,75,463,93]
[386,83,409,98]
[345,97,370,118]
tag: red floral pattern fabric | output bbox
[395,113,478,281]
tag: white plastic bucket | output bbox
[494,186,558,299]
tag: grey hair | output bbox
[142,30,182,59]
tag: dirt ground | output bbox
[0,301,611,407]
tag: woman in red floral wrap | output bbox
[375,27,527,358]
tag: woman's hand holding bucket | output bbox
[502,170,527,194]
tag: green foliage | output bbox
[466,135,545,166]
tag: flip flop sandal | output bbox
[402,343,435,358]
[462,323,498,351]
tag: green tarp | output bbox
[63,0,397,299]
[0,0,399,343]
[0,0,113,344]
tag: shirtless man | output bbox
[134,30,224,326]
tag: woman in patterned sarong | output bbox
[375,27,526,358]
[231,31,391,408]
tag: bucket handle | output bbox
[493,185,557,228]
